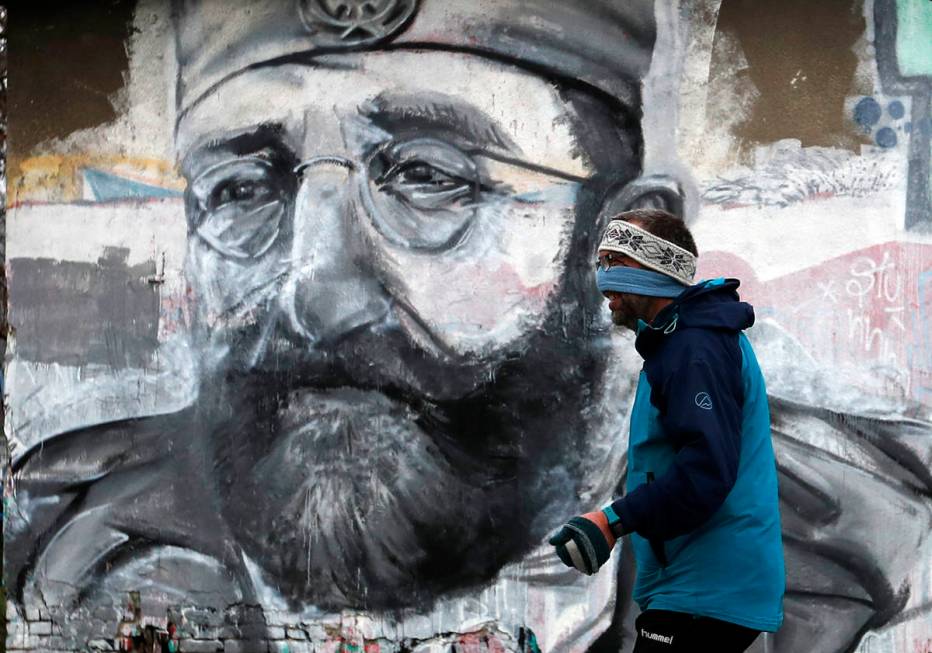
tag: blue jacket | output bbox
[606,278,785,632]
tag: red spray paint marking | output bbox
[699,242,932,402]
[453,632,508,653]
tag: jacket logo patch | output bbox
[695,392,713,410]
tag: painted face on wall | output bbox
[179,53,601,380]
[175,51,646,609]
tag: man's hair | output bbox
[615,208,698,257]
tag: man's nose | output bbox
[280,157,391,344]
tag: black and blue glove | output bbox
[548,510,619,575]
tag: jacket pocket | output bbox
[645,472,668,567]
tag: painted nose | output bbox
[280,157,391,345]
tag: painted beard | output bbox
[195,284,609,611]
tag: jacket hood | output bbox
[634,278,754,358]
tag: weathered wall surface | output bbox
[3,1,932,652]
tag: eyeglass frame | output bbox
[186,138,589,261]
[595,251,636,272]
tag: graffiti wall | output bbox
[3,1,931,652]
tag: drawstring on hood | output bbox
[634,278,754,359]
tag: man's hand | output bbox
[548,510,618,575]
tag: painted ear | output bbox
[596,174,686,228]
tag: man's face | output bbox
[176,51,642,609]
[597,248,656,331]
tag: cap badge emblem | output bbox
[298,0,419,46]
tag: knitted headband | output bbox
[597,219,697,286]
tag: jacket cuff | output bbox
[602,502,632,538]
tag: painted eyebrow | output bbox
[182,123,291,177]
[360,95,519,154]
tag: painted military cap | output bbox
[173,0,656,118]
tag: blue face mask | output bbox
[596,266,688,298]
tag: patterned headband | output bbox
[597,220,697,286]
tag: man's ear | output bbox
[596,174,686,229]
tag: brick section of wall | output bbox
[6,600,514,652]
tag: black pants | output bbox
[632,610,760,652]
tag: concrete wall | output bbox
[3,1,932,652]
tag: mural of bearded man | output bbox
[6,2,932,653]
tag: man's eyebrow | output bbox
[360,94,518,153]
[182,123,290,174]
